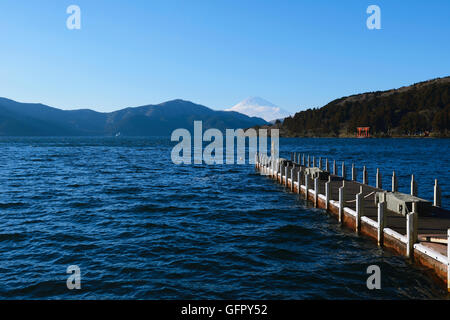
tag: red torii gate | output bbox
[357,127,370,138]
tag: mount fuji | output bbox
[226,97,291,122]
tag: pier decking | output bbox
[255,153,450,291]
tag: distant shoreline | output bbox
[278,135,450,139]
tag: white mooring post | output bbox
[356,190,363,233]
[325,178,331,210]
[291,168,294,192]
[298,153,301,165]
[263,156,266,175]
[411,175,418,197]
[312,156,315,168]
[261,155,264,174]
[305,173,310,200]
[314,177,319,207]
[447,228,450,293]
[285,166,288,187]
[273,159,277,179]
[325,158,329,172]
[277,159,280,179]
[333,160,336,175]
[279,163,282,183]
[272,158,275,178]
[339,181,344,223]
[297,170,301,194]
[307,155,310,167]
[406,210,418,258]
[434,179,441,207]
[263,155,265,173]
[269,156,275,178]
[278,162,281,182]
[392,171,398,192]
[376,168,382,189]
[351,163,356,181]
[413,202,419,246]
[265,156,268,175]
[377,201,385,246]
[302,154,305,166]
[363,166,368,185]
[342,162,346,180]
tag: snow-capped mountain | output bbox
[226,97,291,122]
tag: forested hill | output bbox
[281,77,450,137]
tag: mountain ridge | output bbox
[0,98,268,136]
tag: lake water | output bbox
[0,137,449,299]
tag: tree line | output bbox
[281,78,450,137]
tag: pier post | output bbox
[351,163,356,181]
[291,168,294,192]
[307,155,310,167]
[342,162,346,180]
[269,158,272,177]
[406,210,418,258]
[275,159,279,179]
[339,181,344,223]
[333,160,337,175]
[325,178,330,210]
[312,156,315,168]
[302,154,305,166]
[447,229,450,293]
[272,159,275,178]
[261,155,264,174]
[319,157,322,170]
[305,173,310,200]
[285,166,288,187]
[294,152,297,164]
[392,171,398,192]
[314,177,319,207]
[363,166,368,185]
[297,170,301,194]
[377,200,385,246]
[376,168,382,189]
[263,154,265,171]
[290,152,293,161]
[263,155,266,173]
[411,175,418,197]
[413,202,419,246]
[434,179,441,207]
[325,158,329,172]
[356,190,363,233]
[279,162,282,183]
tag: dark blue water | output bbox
[0,137,449,299]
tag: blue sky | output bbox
[0,0,449,113]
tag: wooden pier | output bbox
[255,152,450,291]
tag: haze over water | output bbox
[0,137,448,299]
